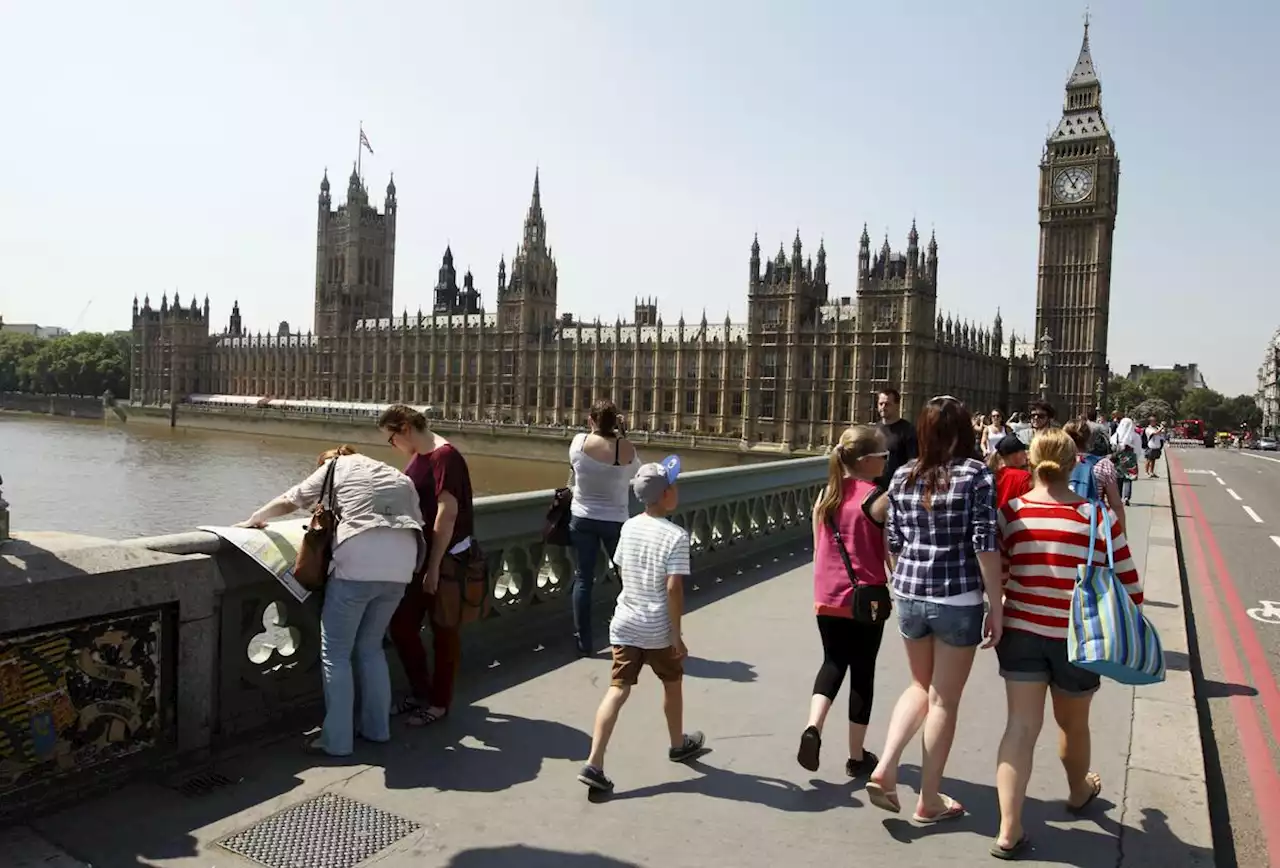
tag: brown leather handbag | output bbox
[432,541,491,629]
[294,459,340,592]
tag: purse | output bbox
[543,471,573,547]
[294,458,340,592]
[432,541,492,629]
[1067,505,1165,685]
[826,514,893,624]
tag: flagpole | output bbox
[357,121,363,181]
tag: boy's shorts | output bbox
[611,645,683,687]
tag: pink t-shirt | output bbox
[813,478,887,618]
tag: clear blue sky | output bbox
[1,0,1274,396]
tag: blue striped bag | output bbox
[1067,504,1166,685]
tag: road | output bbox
[1167,446,1280,868]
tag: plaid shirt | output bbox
[886,457,998,599]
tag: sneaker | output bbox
[846,750,879,778]
[797,725,822,772]
[668,731,706,762]
[577,764,614,792]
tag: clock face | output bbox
[1053,166,1094,203]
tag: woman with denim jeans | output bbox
[237,446,425,757]
[568,399,639,655]
[866,396,1005,823]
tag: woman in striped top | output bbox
[990,428,1143,859]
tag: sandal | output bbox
[1067,771,1102,814]
[391,697,423,716]
[865,780,902,814]
[990,835,1031,860]
[406,707,448,727]
[913,794,966,824]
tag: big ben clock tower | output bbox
[1035,19,1119,417]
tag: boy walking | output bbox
[578,455,705,792]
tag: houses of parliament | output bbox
[131,25,1117,449]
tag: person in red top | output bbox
[379,404,477,727]
[987,432,1032,509]
[990,428,1143,859]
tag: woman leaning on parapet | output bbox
[237,445,426,757]
[567,398,640,655]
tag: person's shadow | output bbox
[443,845,642,867]
[379,704,590,794]
[681,657,757,682]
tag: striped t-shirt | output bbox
[997,497,1143,640]
[609,513,691,650]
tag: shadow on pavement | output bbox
[1200,679,1258,698]
[444,845,642,867]
[682,656,758,682]
[1164,650,1190,672]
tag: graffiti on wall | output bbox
[0,609,166,798]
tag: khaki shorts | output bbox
[611,644,683,687]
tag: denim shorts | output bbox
[895,596,985,648]
[996,629,1101,695]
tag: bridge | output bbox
[0,458,1210,867]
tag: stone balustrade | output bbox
[0,455,826,821]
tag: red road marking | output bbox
[1168,452,1280,866]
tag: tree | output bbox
[1131,398,1175,424]
[1107,374,1146,416]
[0,332,129,398]
[1222,395,1262,430]
[1178,388,1225,424]
[1139,372,1187,415]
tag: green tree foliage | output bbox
[0,331,129,398]
[1138,371,1187,413]
[1221,394,1262,430]
[1178,388,1226,426]
[1107,374,1147,416]
[1130,398,1174,423]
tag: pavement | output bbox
[1167,446,1280,868]
[6,470,1211,868]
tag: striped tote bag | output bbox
[1067,505,1166,685]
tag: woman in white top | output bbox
[568,399,640,654]
[981,408,1012,457]
[237,445,425,757]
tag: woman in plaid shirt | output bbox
[867,396,1005,823]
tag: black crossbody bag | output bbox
[826,515,893,624]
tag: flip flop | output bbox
[913,794,966,824]
[990,835,1031,860]
[1067,771,1102,815]
[407,707,448,727]
[865,780,901,814]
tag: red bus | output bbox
[1175,419,1204,440]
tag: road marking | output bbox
[1241,452,1280,465]
[1227,488,1243,501]
[1184,468,1218,475]
[1218,476,1227,485]
[1272,535,1280,551]
[1247,601,1280,624]
[1244,505,1265,524]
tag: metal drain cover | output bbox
[217,792,420,868]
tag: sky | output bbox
[1,0,1275,396]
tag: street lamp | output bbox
[1094,377,1104,418]
[1036,330,1054,400]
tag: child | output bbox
[987,433,1033,509]
[578,456,705,793]
[1114,443,1138,506]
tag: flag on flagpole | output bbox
[360,128,374,155]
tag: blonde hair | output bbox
[1029,428,1076,485]
[317,444,358,466]
[814,425,885,527]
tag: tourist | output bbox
[1064,417,1127,533]
[987,434,1032,509]
[567,399,640,655]
[981,408,1013,457]
[1114,442,1138,506]
[797,426,890,776]
[237,445,426,757]
[875,388,918,490]
[991,428,1143,859]
[972,413,988,458]
[1143,417,1167,478]
[1109,410,1121,436]
[379,404,478,727]
[867,396,1004,822]
[1027,400,1056,443]
[578,456,704,793]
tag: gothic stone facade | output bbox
[128,31,1123,446]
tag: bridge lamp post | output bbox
[1036,330,1054,401]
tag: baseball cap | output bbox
[995,434,1027,457]
[632,455,682,505]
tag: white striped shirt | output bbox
[609,513,691,649]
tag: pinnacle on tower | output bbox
[1067,17,1098,88]
[751,233,760,256]
[320,168,330,193]
[860,223,870,247]
[908,219,919,246]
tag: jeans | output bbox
[569,515,623,652]
[314,579,406,757]
[389,578,462,709]
[1120,477,1133,502]
[895,596,986,648]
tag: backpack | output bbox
[1140,428,1149,449]
[1069,453,1104,504]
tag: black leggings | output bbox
[812,615,886,725]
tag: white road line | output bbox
[1271,536,1280,551]
[1243,505,1265,524]
[1241,452,1280,465]
[1227,488,1243,501]
[1217,476,1227,485]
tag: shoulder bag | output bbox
[826,513,893,625]
[543,464,574,546]
[433,540,492,629]
[294,458,341,592]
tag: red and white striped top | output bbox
[997,497,1144,640]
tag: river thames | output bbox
[1,413,581,539]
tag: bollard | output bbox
[0,474,8,543]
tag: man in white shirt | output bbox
[577,455,705,793]
[1144,417,1167,478]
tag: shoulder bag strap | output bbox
[614,436,621,466]
[323,457,342,519]
[1082,502,1099,579]
[1101,504,1116,573]
[825,513,861,588]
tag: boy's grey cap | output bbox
[631,455,681,505]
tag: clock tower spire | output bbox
[1034,17,1119,417]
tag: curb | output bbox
[1116,456,1214,866]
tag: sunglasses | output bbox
[1031,412,1048,420]
[860,451,890,459]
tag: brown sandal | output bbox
[1067,771,1102,814]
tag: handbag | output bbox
[294,458,340,592]
[826,514,893,625]
[543,476,573,547]
[1067,504,1165,685]
[432,541,492,629]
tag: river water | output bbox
[1,413,576,539]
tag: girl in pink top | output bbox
[798,425,890,777]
